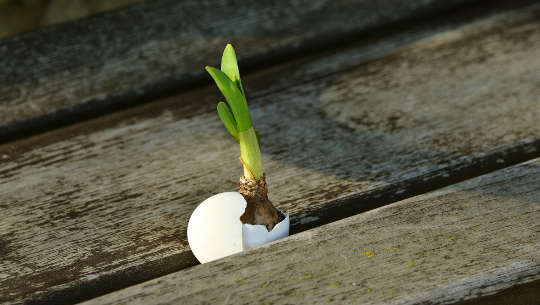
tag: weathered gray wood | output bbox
[81,157,540,305]
[1,3,540,304]
[0,0,479,142]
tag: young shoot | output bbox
[205,44,263,181]
[206,44,282,230]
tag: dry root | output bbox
[238,175,284,231]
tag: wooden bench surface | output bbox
[0,0,476,142]
[1,1,539,304]
[81,157,540,305]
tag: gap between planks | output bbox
[1,0,530,143]
[80,157,540,305]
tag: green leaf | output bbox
[221,44,244,95]
[239,128,263,179]
[206,66,252,131]
[217,102,239,142]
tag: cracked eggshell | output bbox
[187,192,247,263]
[243,210,289,250]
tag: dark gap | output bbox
[23,251,198,305]
[23,140,540,305]
[451,278,540,305]
[290,139,540,234]
[1,0,537,144]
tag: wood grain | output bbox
[0,0,479,142]
[1,3,540,304]
[80,157,540,305]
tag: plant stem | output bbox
[238,127,263,180]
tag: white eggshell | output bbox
[187,192,247,263]
[243,210,289,249]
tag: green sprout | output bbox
[206,44,263,180]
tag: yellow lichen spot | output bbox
[408,261,416,267]
[363,251,375,258]
[236,277,245,283]
[262,281,271,288]
[367,288,376,293]
[305,273,313,279]
[426,252,434,256]
[330,281,341,287]
[448,236,456,241]
[154,288,169,296]
[385,246,398,251]
[265,271,270,275]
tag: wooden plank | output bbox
[1,2,540,304]
[0,0,480,142]
[80,157,540,305]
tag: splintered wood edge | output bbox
[0,0,477,142]
[81,157,540,305]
